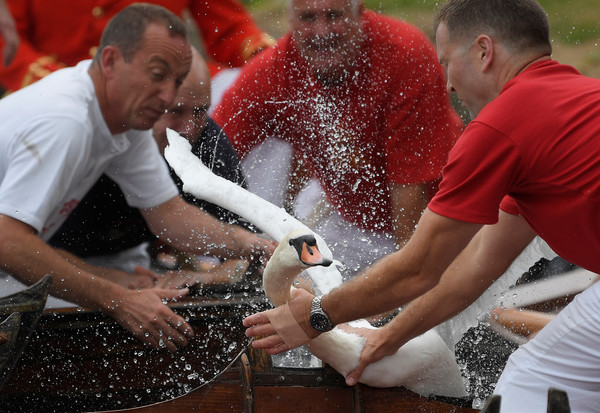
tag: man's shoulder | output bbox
[3,62,95,120]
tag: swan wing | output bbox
[436,236,557,350]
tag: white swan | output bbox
[163,127,563,397]
[164,128,342,295]
[263,228,467,398]
[164,128,467,396]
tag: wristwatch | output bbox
[309,295,334,332]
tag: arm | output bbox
[389,182,429,248]
[244,208,482,351]
[0,1,65,91]
[54,248,156,290]
[0,214,193,352]
[141,195,275,261]
[344,210,535,384]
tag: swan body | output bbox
[264,229,467,398]
[165,128,467,396]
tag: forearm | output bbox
[0,233,126,312]
[377,212,537,348]
[322,252,428,325]
[382,252,500,349]
[322,210,481,326]
[390,183,429,248]
[54,248,154,288]
[144,196,263,260]
[0,214,130,310]
[156,205,247,257]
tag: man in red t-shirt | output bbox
[213,0,462,277]
[244,1,600,411]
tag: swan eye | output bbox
[304,243,314,256]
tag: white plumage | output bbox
[165,128,467,397]
[263,229,467,397]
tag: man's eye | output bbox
[299,13,317,23]
[326,11,344,21]
[152,71,166,81]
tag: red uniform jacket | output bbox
[0,0,274,91]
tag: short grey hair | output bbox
[434,0,551,55]
[96,3,188,63]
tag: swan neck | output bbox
[263,261,302,307]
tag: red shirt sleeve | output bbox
[0,0,64,91]
[212,46,282,157]
[500,195,520,215]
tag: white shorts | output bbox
[494,281,600,412]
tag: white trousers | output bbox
[494,281,600,412]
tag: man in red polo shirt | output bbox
[214,0,463,278]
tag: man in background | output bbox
[214,0,463,278]
[50,48,254,289]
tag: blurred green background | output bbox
[244,0,600,78]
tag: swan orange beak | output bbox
[300,240,333,267]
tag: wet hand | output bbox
[344,324,399,386]
[109,287,194,352]
[130,266,160,289]
[244,288,316,354]
[242,231,277,262]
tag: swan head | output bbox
[277,229,333,269]
[263,229,333,305]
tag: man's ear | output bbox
[99,45,120,79]
[476,35,494,72]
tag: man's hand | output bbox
[341,323,401,385]
[243,287,317,354]
[107,287,194,352]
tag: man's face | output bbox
[109,23,192,131]
[152,72,210,154]
[436,23,489,118]
[289,0,363,84]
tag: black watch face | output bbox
[310,313,331,332]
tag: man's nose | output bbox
[159,81,178,107]
[312,17,331,37]
[446,78,456,94]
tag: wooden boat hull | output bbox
[121,350,476,413]
[0,288,476,413]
